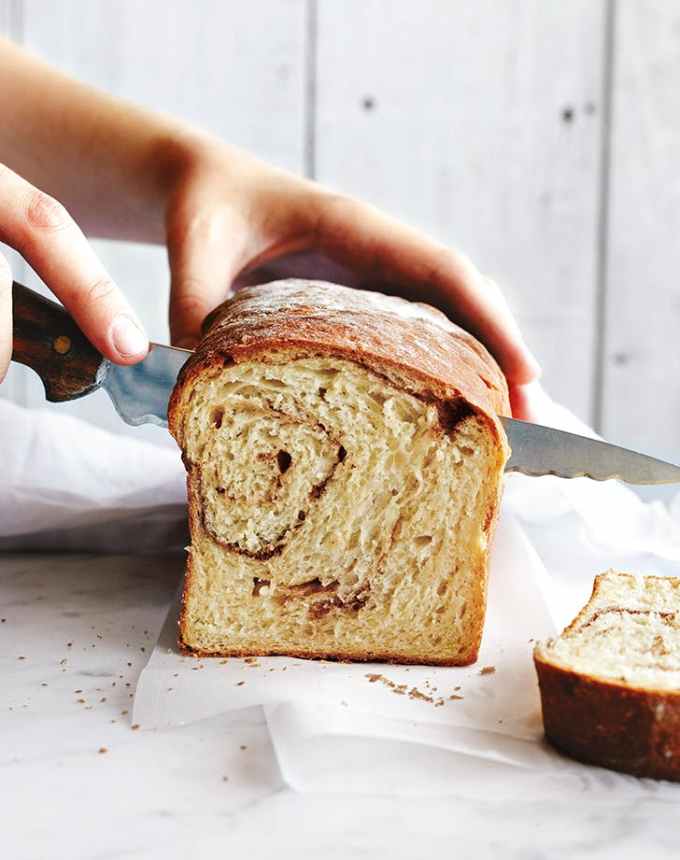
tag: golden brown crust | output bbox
[168,279,510,448]
[170,279,509,665]
[534,654,680,781]
[178,635,479,666]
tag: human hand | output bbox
[0,163,148,383]
[164,140,540,415]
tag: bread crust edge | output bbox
[534,648,680,782]
[170,281,509,667]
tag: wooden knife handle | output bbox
[11,281,106,402]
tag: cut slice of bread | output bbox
[169,279,510,666]
[534,571,680,780]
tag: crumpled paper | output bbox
[5,391,680,797]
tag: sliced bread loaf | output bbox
[169,279,510,665]
[534,571,680,780]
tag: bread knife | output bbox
[11,281,680,484]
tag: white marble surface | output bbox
[2,551,680,860]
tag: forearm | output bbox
[0,37,198,243]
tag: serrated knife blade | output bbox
[501,416,680,484]
[12,282,680,482]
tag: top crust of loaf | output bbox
[168,279,510,448]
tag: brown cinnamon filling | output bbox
[577,607,678,633]
[251,575,368,618]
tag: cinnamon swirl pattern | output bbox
[169,281,509,665]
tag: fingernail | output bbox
[111,315,149,358]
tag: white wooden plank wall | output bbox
[601,1,680,463]
[0,1,678,465]
[316,0,605,421]
[0,0,307,442]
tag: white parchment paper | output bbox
[6,393,680,796]
[132,512,558,776]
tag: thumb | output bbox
[0,251,11,382]
[166,207,243,348]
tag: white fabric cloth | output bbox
[0,399,187,552]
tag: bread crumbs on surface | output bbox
[77,698,85,704]
[449,694,463,701]
[131,724,140,731]
[121,709,128,715]
[98,747,108,754]
[480,666,496,676]
[236,681,245,686]
[408,688,433,703]
[74,690,82,694]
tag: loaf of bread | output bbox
[534,571,680,780]
[168,279,510,665]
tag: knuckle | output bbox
[172,210,219,248]
[84,276,118,307]
[311,192,363,242]
[320,192,359,222]
[26,189,71,232]
[172,284,208,320]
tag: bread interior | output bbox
[536,572,680,689]
[178,355,502,663]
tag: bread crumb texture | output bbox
[536,571,680,690]
[170,282,508,666]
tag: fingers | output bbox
[308,192,541,385]
[0,250,11,383]
[509,382,535,421]
[0,163,148,364]
[167,201,245,348]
